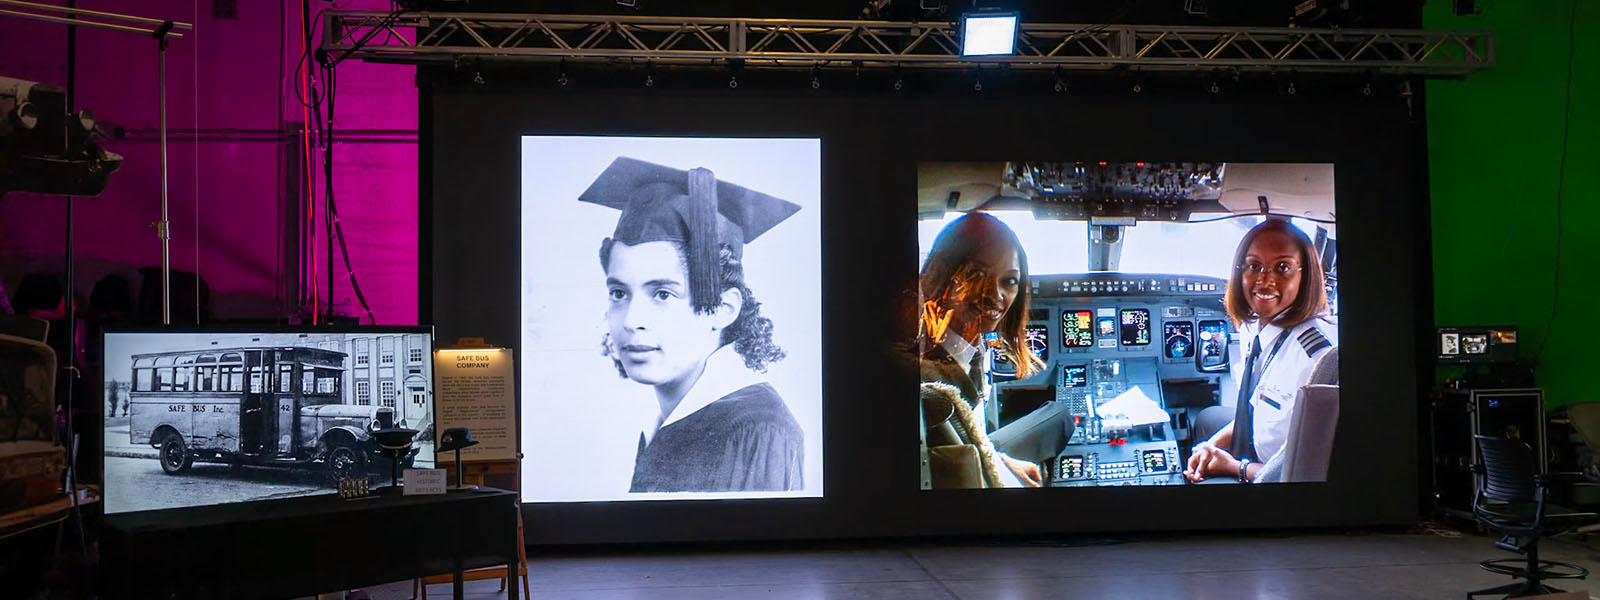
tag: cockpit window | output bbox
[918,211,1089,274]
[921,211,1325,280]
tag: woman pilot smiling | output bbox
[1185,218,1336,484]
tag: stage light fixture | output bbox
[1052,67,1066,93]
[1278,74,1297,96]
[810,66,821,89]
[961,11,1018,57]
[616,0,637,7]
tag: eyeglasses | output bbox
[1237,261,1303,279]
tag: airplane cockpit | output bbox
[916,161,1339,487]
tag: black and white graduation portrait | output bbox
[519,136,823,502]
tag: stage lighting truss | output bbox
[322,11,1491,76]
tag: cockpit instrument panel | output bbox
[1024,325,1049,363]
[1119,309,1151,346]
[1061,364,1087,388]
[1163,321,1194,359]
[1062,310,1094,348]
[1197,319,1229,372]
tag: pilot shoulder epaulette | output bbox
[1297,325,1332,358]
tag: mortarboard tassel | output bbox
[685,167,720,313]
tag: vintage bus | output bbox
[127,346,416,479]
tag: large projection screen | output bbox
[519,136,824,502]
[427,85,1427,544]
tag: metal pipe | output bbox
[119,127,418,142]
[0,8,181,36]
[0,0,191,29]
[159,40,170,325]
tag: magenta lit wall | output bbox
[1,0,418,324]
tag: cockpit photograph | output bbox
[913,162,1340,489]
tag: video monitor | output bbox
[1061,364,1088,388]
[103,328,435,515]
[915,161,1340,489]
[1095,316,1116,347]
[1120,309,1152,346]
[1164,321,1195,359]
[1438,326,1518,364]
[1024,325,1049,363]
[519,136,823,502]
[1062,310,1093,348]
[1197,319,1230,372]
[994,324,1050,378]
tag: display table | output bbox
[102,487,520,600]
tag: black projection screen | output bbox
[427,83,1427,545]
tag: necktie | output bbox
[967,350,985,407]
[1229,335,1263,461]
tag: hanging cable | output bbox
[300,0,318,324]
[1533,0,1578,363]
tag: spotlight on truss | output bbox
[961,11,1018,57]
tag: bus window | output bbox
[302,365,316,395]
[249,364,267,393]
[220,353,243,392]
[132,357,153,392]
[280,364,295,395]
[196,355,217,392]
[154,356,176,392]
[175,356,195,392]
[314,368,340,395]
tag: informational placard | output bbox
[434,348,519,461]
[403,468,447,495]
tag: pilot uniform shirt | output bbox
[1234,315,1337,463]
[630,344,804,493]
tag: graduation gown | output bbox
[630,382,805,492]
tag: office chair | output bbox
[1467,434,1595,599]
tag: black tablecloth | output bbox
[102,488,520,599]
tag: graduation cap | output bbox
[581,156,801,312]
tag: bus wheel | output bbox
[159,433,193,474]
[327,442,364,483]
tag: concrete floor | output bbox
[360,528,1600,600]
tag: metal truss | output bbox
[323,11,1492,76]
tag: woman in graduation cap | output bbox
[582,157,804,493]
